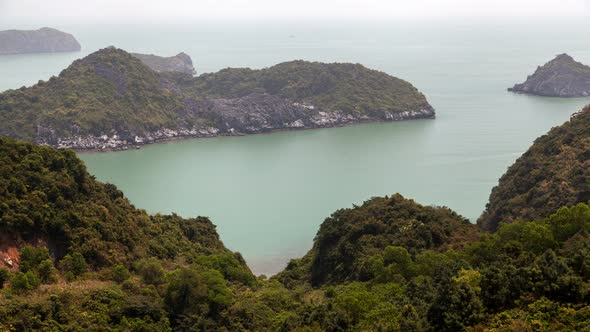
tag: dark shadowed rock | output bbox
[508,54,590,97]
[131,52,196,75]
[0,27,81,55]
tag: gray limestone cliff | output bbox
[509,54,590,97]
[131,52,196,75]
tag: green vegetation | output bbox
[0,47,185,141]
[0,136,254,330]
[479,105,590,231]
[277,194,479,287]
[181,60,430,114]
[1,100,590,330]
[0,47,431,146]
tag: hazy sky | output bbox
[1,0,589,22]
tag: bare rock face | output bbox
[37,93,434,151]
[0,27,81,55]
[508,54,590,97]
[131,52,196,75]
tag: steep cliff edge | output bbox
[508,54,590,97]
[0,47,434,150]
[131,52,196,75]
[0,27,81,55]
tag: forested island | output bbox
[509,54,590,97]
[0,106,589,330]
[0,28,81,55]
[0,47,434,150]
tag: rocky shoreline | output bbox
[38,104,435,151]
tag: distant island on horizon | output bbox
[0,27,81,55]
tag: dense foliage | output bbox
[1,116,590,330]
[180,60,430,114]
[277,194,479,287]
[0,136,255,329]
[0,136,229,266]
[479,105,590,231]
[0,47,430,144]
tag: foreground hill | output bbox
[0,136,255,329]
[478,105,590,231]
[0,27,81,55]
[0,47,434,150]
[131,52,196,75]
[509,54,590,97]
[277,194,479,287]
[0,136,589,330]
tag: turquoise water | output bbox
[2,20,590,274]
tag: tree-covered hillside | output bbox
[1,108,590,331]
[479,105,590,231]
[277,194,479,287]
[0,136,255,330]
[0,47,186,142]
[182,60,430,115]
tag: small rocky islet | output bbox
[131,52,196,75]
[0,47,434,151]
[509,53,590,97]
[0,27,81,55]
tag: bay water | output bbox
[1,19,589,274]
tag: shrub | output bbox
[11,271,40,291]
[165,268,207,316]
[136,258,165,285]
[19,246,50,272]
[60,252,87,278]
[112,264,130,283]
[37,259,58,284]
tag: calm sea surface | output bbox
[2,20,590,274]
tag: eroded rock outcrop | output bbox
[0,27,81,55]
[508,54,590,97]
[131,52,196,75]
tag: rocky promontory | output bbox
[508,53,590,97]
[0,47,434,151]
[131,52,196,75]
[0,27,81,55]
